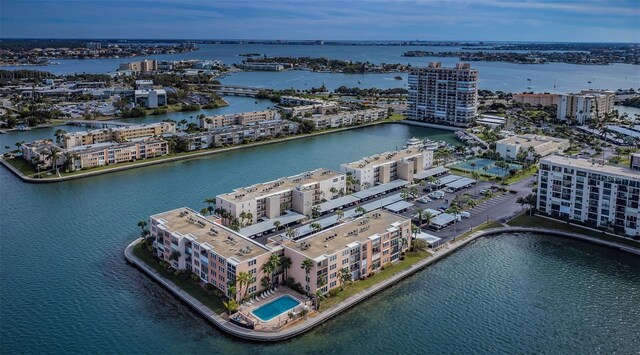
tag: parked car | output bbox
[429,191,445,199]
[444,187,454,193]
[460,211,471,219]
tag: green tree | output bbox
[338,267,352,291]
[301,258,314,295]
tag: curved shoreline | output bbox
[123,227,639,342]
[0,119,402,184]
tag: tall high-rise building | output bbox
[407,62,478,127]
[537,155,639,238]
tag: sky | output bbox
[1,0,639,42]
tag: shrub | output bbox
[329,288,341,297]
[190,274,200,282]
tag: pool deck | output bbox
[124,227,639,341]
[240,291,311,331]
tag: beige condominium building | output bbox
[557,90,615,124]
[199,110,278,130]
[279,96,325,106]
[407,62,478,127]
[302,108,388,130]
[512,93,561,107]
[495,134,569,161]
[62,122,176,149]
[118,59,158,73]
[279,210,412,295]
[216,169,346,224]
[340,148,434,191]
[70,137,168,170]
[151,207,273,299]
[538,155,639,238]
[280,102,339,118]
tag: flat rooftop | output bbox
[218,168,343,202]
[152,207,270,262]
[542,155,640,180]
[497,134,567,147]
[282,210,408,259]
[343,148,428,170]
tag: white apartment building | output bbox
[340,148,434,191]
[279,96,325,106]
[557,90,615,124]
[216,169,346,224]
[496,134,569,161]
[303,108,388,130]
[407,62,478,127]
[538,155,640,238]
[199,110,278,130]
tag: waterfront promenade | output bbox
[124,226,639,342]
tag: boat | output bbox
[405,137,422,148]
[358,80,362,84]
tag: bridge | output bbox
[210,84,262,97]
[67,120,136,128]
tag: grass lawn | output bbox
[504,165,538,185]
[132,242,225,314]
[452,220,504,242]
[4,157,37,176]
[507,214,640,248]
[319,250,431,311]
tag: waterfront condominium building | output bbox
[407,62,478,127]
[302,108,388,130]
[118,59,158,73]
[278,210,412,295]
[556,90,615,124]
[62,122,176,149]
[69,137,168,170]
[340,148,434,191]
[150,207,273,299]
[199,110,278,130]
[279,96,325,106]
[538,155,640,238]
[216,169,346,224]
[495,134,569,161]
[179,120,299,151]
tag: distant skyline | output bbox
[1,0,639,43]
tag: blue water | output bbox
[251,295,301,322]
[3,44,637,93]
[1,122,639,353]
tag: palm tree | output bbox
[415,207,425,226]
[285,227,299,240]
[301,258,314,295]
[423,211,434,227]
[273,220,282,231]
[411,225,420,243]
[409,185,419,200]
[355,206,366,216]
[262,262,275,289]
[223,298,238,315]
[200,207,209,216]
[245,212,253,226]
[137,220,148,237]
[47,148,61,173]
[466,199,477,209]
[335,209,345,220]
[204,197,216,213]
[280,255,292,280]
[310,222,322,233]
[525,193,537,217]
[236,271,253,301]
[315,290,326,311]
[471,171,481,195]
[268,253,280,286]
[400,187,409,200]
[338,267,352,291]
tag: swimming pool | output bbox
[251,295,301,322]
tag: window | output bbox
[248,259,257,266]
[342,259,348,265]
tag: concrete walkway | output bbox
[124,227,639,342]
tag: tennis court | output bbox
[452,158,522,177]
